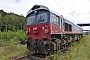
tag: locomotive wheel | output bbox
[54,39,61,53]
[27,39,35,53]
[51,39,61,55]
[50,39,61,54]
[58,39,61,53]
[61,38,67,53]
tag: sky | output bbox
[0,0,90,30]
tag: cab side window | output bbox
[51,13,59,25]
[51,14,54,23]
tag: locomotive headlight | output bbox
[35,27,37,30]
[45,26,49,34]
[45,29,49,34]
[26,28,30,34]
[26,30,28,34]
[33,28,34,30]
[33,27,37,30]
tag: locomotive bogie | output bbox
[26,38,57,54]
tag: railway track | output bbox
[11,53,50,60]
[11,50,67,60]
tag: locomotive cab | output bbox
[25,6,51,40]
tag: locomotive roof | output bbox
[26,5,48,16]
[26,5,61,17]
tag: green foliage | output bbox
[0,10,25,32]
[0,40,28,60]
[54,35,90,60]
[0,30,26,43]
[0,30,27,60]
[0,10,27,60]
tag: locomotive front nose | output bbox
[33,40,50,54]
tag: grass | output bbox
[0,33,90,60]
[0,40,28,60]
[0,30,28,60]
[52,35,90,60]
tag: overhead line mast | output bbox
[73,0,75,20]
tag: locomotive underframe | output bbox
[25,34,83,54]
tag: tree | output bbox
[0,10,25,32]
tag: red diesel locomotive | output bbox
[21,5,83,54]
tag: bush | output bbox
[0,30,26,42]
